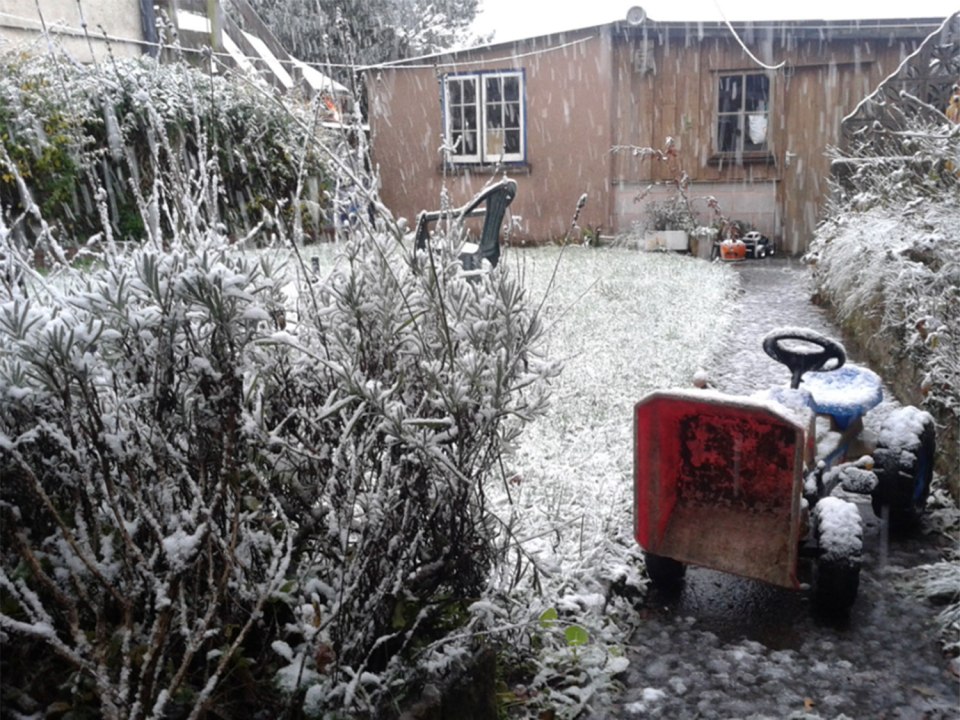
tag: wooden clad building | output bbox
[367,13,955,254]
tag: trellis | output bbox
[838,12,959,159]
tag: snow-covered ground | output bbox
[598,258,959,719]
[236,242,956,717]
[484,246,739,712]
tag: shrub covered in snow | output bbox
[810,111,959,658]
[0,218,556,717]
[809,118,959,496]
[0,49,557,717]
[0,50,329,252]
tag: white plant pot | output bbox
[643,230,688,252]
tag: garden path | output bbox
[598,257,959,719]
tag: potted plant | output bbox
[610,137,698,253]
[643,196,695,251]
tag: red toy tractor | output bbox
[633,327,936,614]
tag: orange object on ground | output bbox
[720,240,747,262]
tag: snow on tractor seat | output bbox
[801,365,883,429]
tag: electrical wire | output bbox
[357,35,596,71]
[712,0,785,70]
[1,7,948,78]
[0,9,594,74]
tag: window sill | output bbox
[708,153,776,167]
[438,162,532,176]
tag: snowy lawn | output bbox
[498,245,737,598]
[489,247,736,708]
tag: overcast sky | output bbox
[471,0,959,44]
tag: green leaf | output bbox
[564,625,589,647]
[538,607,558,629]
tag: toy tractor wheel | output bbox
[644,552,686,588]
[871,408,936,530]
[811,498,862,615]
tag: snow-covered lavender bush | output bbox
[0,235,296,718]
[0,49,556,718]
[0,226,553,718]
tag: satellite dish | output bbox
[626,6,646,25]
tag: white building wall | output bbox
[615,180,779,241]
[0,0,145,60]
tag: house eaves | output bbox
[616,17,949,42]
[365,14,949,70]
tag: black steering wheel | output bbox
[762,328,846,389]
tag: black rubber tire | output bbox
[644,552,686,588]
[871,413,936,530]
[811,499,861,615]
[812,556,860,616]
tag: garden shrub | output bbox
[0,49,556,717]
[0,209,556,719]
[0,50,330,253]
[810,118,959,496]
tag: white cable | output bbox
[0,9,594,73]
[712,0,786,71]
[357,35,596,71]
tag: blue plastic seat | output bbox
[802,366,883,429]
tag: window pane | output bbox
[745,75,769,112]
[718,76,741,113]
[504,103,519,128]
[447,72,523,163]
[717,115,739,153]
[485,77,502,102]
[486,127,504,157]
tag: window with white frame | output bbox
[443,71,525,164]
[716,73,770,156]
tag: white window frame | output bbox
[715,72,771,157]
[443,70,525,165]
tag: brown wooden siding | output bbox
[367,30,614,244]
[611,26,926,253]
[368,19,940,253]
